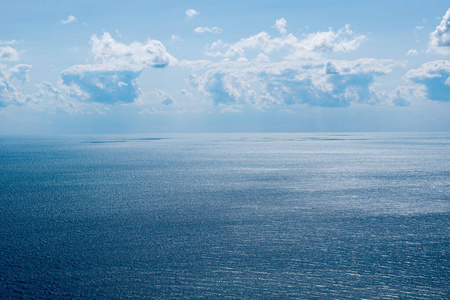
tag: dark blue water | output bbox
[1,133,449,299]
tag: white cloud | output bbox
[429,8,450,55]
[34,80,106,115]
[9,64,32,83]
[89,32,176,70]
[296,24,365,53]
[206,24,365,59]
[171,34,183,41]
[274,18,287,35]
[185,9,199,18]
[186,57,396,109]
[390,85,426,106]
[0,40,16,45]
[0,46,19,61]
[407,49,418,56]
[406,60,450,101]
[416,26,424,30]
[181,20,396,109]
[61,15,77,24]
[37,81,64,101]
[194,27,222,34]
[0,63,32,106]
[61,32,176,104]
[156,90,174,105]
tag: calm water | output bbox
[0,133,449,299]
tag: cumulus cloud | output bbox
[0,63,32,106]
[33,80,107,114]
[61,32,175,104]
[406,60,450,101]
[429,8,450,55]
[9,64,32,83]
[194,27,222,34]
[182,20,390,109]
[185,9,199,18]
[0,46,19,61]
[187,58,396,109]
[390,85,426,106]
[61,69,141,104]
[274,18,287,35]
[61,15,77,24]
[206,24,365,59]
[90,32,176,69]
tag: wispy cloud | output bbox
[194,26,222,34]
[171,34,183,41]
[407,49,418,56]
[61,15,77,24]
[0,40,17,45]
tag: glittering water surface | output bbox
[1,133,449,299]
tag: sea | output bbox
[0,132,449,299]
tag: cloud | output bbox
[0,63,31,106]
[9,64,32,83]
[274,18,287,35]
[185,9,199,18]
[206,24,365,59]
[61,69,141,104]
[406,60,450,101]
[194,27,222,34]
[187,58,396,109]
[61,15,77,24]
[407,49,418,56]
[171,34,183,41]
[182,20,389,109]
[37,81,64,101]
[0,46,19,61]
[429,8,450,55]
[390,85,426,106]
[156,90,174,105]
[90,32,176,69]
[61,32,175,104]
[0,40,16,45]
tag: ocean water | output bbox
[0,132,449,299]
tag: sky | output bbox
[0,0,449,134]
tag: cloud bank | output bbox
[184,22,399,109]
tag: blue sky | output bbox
[0,0,449,133]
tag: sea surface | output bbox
[0,132,449,299]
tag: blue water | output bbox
[0,133,449,299]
